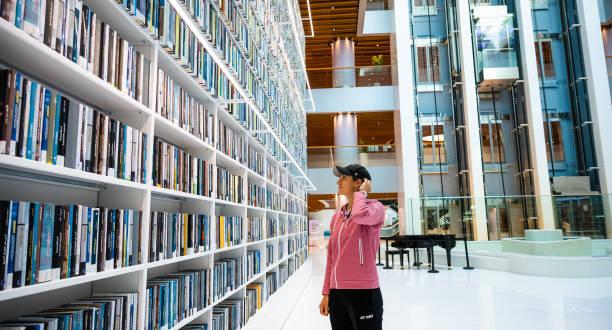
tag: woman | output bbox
[319,164,385,330]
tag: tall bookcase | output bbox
[0,0,310,328]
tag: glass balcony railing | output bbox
[401,194,612,240]
[477,48,518,71]
[306,65,392,89]
[366,0,389,11]
[307,144,397,169]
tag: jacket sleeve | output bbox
[351,192,385,226]
[322,214,336,295]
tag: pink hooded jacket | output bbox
[322,192,385,295]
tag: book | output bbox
[216,166,242,203]
[0,291,138,330]
[0,199,141,291]
[152,137,213,196]
[215,215,242,249]
[1,1,152,106]
[146,269,211,330]
[149,212,211,263]
[247,217,263,242]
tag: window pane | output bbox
[433,124,446,163]
[535,42,543,78]
[550,121,565,162]
[481,124,492,163]
[431,46,441,83]
[417,47,429,83]
[422,125,434,164]
[544,123,552,161]
[491,123,505,163]
[542,41,555,78]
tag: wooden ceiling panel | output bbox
[299,0,391,88]
[307,111,395,147]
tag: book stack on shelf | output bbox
[0,200,141,290]
[154,137,213,196]
[156,69,215,145]
[216,119,246,164]
[278,240,285,260]
[266,216,278,239]
[247,146,264,176]
[213,299,244,330]
[246,249,261,279]
[146,269,211,330]
[266,244,274,267]
[0,0,310,327]
[247,218,263,242]
[0,292,139,329]
[266,190,280,211]
[215,216,242,249]
[0,69,148,182]
[216,166,243,203]
[279,218,287,236]
[247,181,265,208]
[212,257,244,301]
[265,271,278,301]
[148,212,211,262]
[246,282,263,318]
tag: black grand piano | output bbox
[379,234,473,273]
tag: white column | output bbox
[515,0,555,229]
[456,0,488,240]
[392,0,422,235]
[333,113,358,165]
[576,1,612,238]
[331,38,356,88]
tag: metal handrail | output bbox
[306,65,393,71]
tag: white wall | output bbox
[363,10,394,34]
[311,86,395,113]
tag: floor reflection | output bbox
[283,242,612,330]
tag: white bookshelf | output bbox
[0,0,310,328]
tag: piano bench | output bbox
[386,249,410,269]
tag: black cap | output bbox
[333,164,372,181]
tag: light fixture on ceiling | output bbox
[376,44,379,47]
[331,6,334,10]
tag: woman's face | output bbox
[337,175,361,197]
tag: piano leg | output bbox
[413,248,422,267]
[428,247,439,274]
[383,240,393,269]
[446,249,452,270]
[377,244,384,266]
[399,250,404,269]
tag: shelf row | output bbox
[0,0,310,183]
[0,239,308,329]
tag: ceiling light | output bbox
[376,44,379,47]
[331,6,334,9]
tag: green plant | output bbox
[371,54,384,66]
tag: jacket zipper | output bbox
[358,238,364,265]
[334,220,346,289]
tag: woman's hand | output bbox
[319,295,329,316]
[359,179,372,194]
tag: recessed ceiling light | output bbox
[332,28,336,31]
[331,6,334,9]
[376,44,379,47]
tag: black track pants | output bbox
[328,288,384,330]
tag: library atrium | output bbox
[0,0,611,329]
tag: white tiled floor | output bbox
[282,246,612,330]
